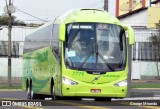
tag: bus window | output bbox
[65,23,126,71]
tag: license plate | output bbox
[91,89,101,93]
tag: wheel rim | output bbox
[27,87,31,99]
[52,85,55,100]
[31,90,33,99]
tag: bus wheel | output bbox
[27,86,31,99]
[30,84,40,99]
[51,84,58,100]
[95,97,111,102]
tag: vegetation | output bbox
[131,83,160,88]
[0,86,21,89]
[148,20,160,79]
[0,14,26,26]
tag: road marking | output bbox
[54,101,111,109]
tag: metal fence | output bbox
[132,28,160,61]
[0,26,36,57]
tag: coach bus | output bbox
[22,9,134,101]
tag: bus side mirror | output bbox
[127,26,135,45]
[59,24,66,41]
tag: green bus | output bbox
[22,9,134,101]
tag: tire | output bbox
[51,84,59,100]
[27,82,41,100]
[27,80,45,100]
[95,97,111,102]
[65,97,81,101]
[27,86,31,99]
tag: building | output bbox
[115,0,160,28]
[0,26,36,83]
[111,0,160,80]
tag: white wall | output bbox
[0,58,22,78]
[0,26,36,41]
[0,26,36,79]
[108,0,116,16]
[132,61,160,79]
[119,9,148,27]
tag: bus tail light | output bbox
[62,77,78,85]
[114,80,127,87]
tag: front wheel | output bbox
[95,97,111,102]
[51,84,59,100]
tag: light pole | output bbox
[4,0,15,86]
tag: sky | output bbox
[0,0,106,23]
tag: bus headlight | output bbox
[62,77,78,85]
[114,80,127,87]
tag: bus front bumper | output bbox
[62,84,127,98]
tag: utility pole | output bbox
[8,0,12,87]
[4,0,15,86]
[104,0,108,11]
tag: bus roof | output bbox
[56,9,123,26]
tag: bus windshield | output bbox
[65,23,126,71]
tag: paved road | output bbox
[0,90,160,109]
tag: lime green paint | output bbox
[22,9,134,98]
[72,71,85,76]
[103,75,120,78]
[35,51,48,63]
[59,24,66,41]
[127,26,135,45]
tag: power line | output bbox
[16,8,48,22]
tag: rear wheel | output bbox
[27,86,31,99]
[27,81,43,100]
[30,86,45,99]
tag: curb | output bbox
[132,88,160,90]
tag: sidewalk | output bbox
[0,79,21,86]
[131,80,160,83]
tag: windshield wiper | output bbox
[77,50,114,71]
[78,50,93,70]
[97,52,114,71]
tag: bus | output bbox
[22,9,134,101]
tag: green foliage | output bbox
[148,20,160,78]
[149,20,160,44]
[0,15,26,26]
[0,86,21,89]
[155,20,160,29]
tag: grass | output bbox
[0,86,22,89]
[131,83,160,88]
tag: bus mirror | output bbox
[59,24,66,41]
[127,26,135,45]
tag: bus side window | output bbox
[52,24,59,56]
[58,41,61,57]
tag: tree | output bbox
[148,20,160,79]
[0,14,26,26]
